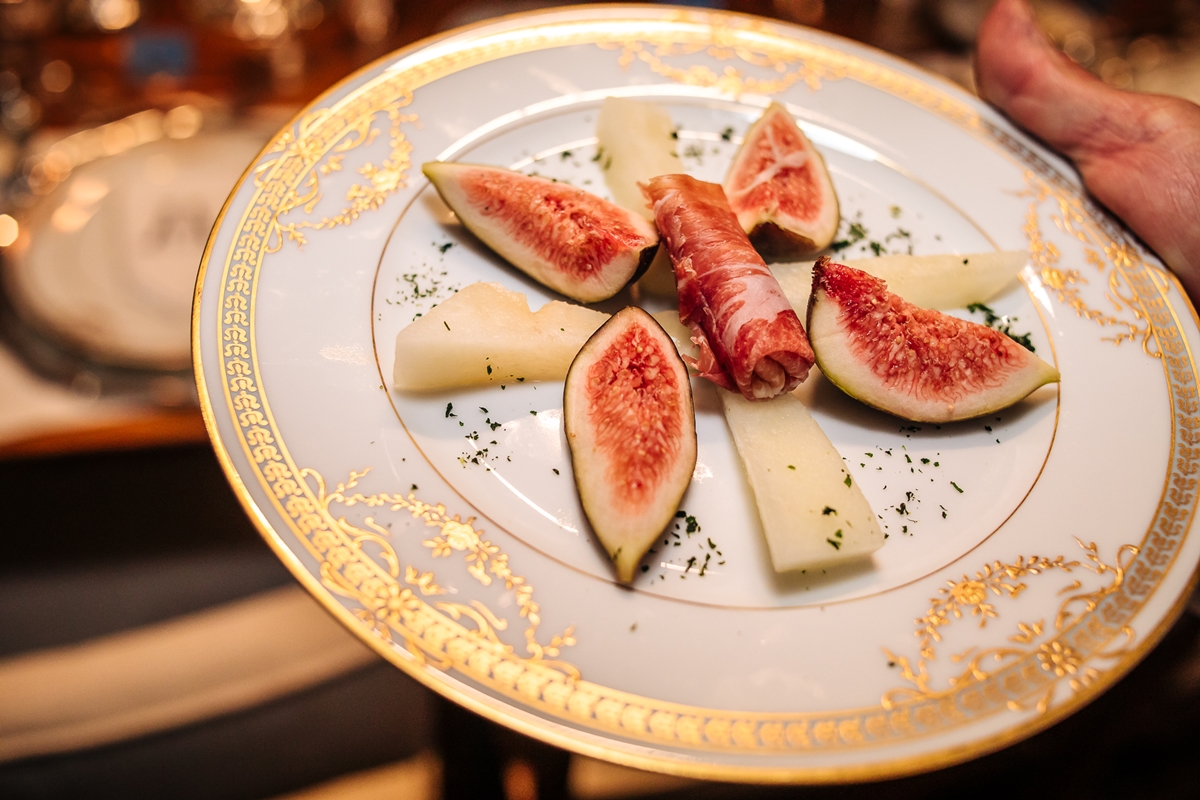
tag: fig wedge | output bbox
[423,162,659,303]
[724,103,840,258]
[808,259,1059,423]
[564,307,696,583]
[773,251,1027,312]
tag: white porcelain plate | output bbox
[194,6,1200,783]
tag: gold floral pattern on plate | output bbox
[884,540,1138,716]
[196,6,1200,781]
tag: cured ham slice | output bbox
[642,174,814,400]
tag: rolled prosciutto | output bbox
[642,174,814,400]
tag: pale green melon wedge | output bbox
[650,310,697,361]
[773,251,1027,311]
[596,97,681,299]
[596,97,679,221]
[392,282,608,391]
[721,389,884,572]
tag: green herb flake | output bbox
[844,474,852,487]
[827,538,841,550]
[968,302,1036,352]
[486,364,492,375]
[822,506,836,516]
[951,481,964,493]
[787,464,796,470]
[445,403,455,418]
[552,468,559,475]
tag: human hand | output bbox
[975,0,1200,301]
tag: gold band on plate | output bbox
[192,6,1200,783]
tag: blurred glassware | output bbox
[0,102,288,399]
[0,0,63,39]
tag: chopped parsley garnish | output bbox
[951,481,964,493]
[844,474,852,487]
[822,506,837,515]
[445,403,455,418]
[967,302,1036,352]
[827,538,841,550]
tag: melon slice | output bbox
[724,102,840,258]
[392,282,608,391]
[595,97,679,221]
[773,251,1026,311]
[721,389,884,572]
[808,259,1059,423]
[595,97,681,298]
[423,162,658,303]
[565,307,697,583]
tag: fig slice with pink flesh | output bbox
[724,103,840,258]
[564,307,697,583]
[423,162,659,304]
[807,258,1059,423]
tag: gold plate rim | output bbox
[192,4,1200,784]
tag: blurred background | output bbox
[2,1,1200,798]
